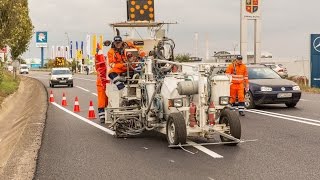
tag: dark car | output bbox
[212,64,301,108]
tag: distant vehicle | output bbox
[211,64,301,108]
[263,63,288,78]
[49,68,73,88]
[19,64,29,74]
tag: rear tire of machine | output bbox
[166,113,187,147]
[219,109,241,146]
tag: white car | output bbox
[49,68,73,88]
[264,64,288,78]
[19,65,29,74]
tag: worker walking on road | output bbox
[95,43,109,123]
[226,55,249,116]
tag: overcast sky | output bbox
[24,0,320,60]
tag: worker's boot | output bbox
[238,102,245,116]
[98,108,105,124]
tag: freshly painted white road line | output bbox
[247,109,320,127]
[51,102,115,136]
[92,93,98,96]
[187,141,223,159]
[249,109,320,123]
[76,86,90,92]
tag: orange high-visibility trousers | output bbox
[96,77,108,109]
[230,83,245,104]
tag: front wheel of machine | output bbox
[166,113,187,147]
[219,109,241,146]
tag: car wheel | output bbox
[49,83,52,88]
[285,102,297,108]
[71,84,73,88]
[245,91,256,109]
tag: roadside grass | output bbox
[287,76,320,94]
[0,70,20,104]
[299,84,320,94]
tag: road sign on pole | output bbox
[36,31,48,48]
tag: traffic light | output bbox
[127,0,155,21]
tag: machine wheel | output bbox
[285,102,297,108]
[219,109,241,146]
[245,91,255,109]
[70,84,74,88]
[166,113,187,147]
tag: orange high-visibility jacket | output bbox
[226,63,249,86]
[108,43,145,74]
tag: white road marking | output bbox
[76,86,90,92]
[187,141,223,159]
[208,177,215,180]
[247,109,320,127]
[92,93,98,96]
[249,109,320,124]
[51,102,115,136]
[74,77,96,82]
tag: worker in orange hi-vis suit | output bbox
[95,43,109,123]
[108,35,145,90]
[226,55,249,116]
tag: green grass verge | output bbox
[0,71,20,104]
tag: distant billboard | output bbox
[311,34,320,88]
[36,31,48,48]
[127,0,155,21]
[242,0,261,20]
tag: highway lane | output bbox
[26,72,320,180]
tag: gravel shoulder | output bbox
[0,76,48,179]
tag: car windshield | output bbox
[21,67,28,69]
[212,67,226,75]
[52,69,71,75]
[248,67,281,79]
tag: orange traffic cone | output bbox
[62,93,68,106]
[74,96,80,112]
[49,91,55,103]
[87,101,96,119]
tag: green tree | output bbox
[0,0,33,59]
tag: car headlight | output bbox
[260,86,273,92]
[51,77,57,80]
[69,76,73,80]
[292,85,300,91]
[219,96,229,105]
[168,98,183,108]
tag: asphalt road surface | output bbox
[26,71,320,180]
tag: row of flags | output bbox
[50,35,104,60]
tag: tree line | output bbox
[0,0,33,61]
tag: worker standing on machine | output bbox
[108,35,145,90]
[226,55,249,116]
[95,43,109,123]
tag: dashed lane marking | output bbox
[76,86,90,92]
[74,77,96,82]
[51,102,115,135]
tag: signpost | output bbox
[36,31,48,68]
[12,60,20,79]
[310,34,320,88]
